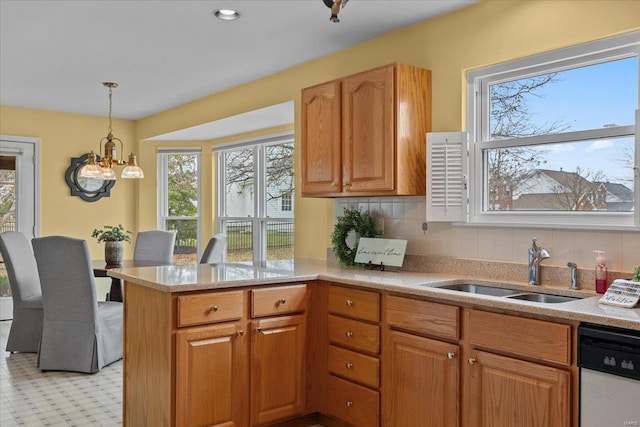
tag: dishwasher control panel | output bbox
[578,323,640,381]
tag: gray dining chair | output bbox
[133,229,176,263]
[32,236,123,373]
[0,231,44,353]
[200,234,227,264]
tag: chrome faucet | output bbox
[567,261,579,290]
[528,238,550,285]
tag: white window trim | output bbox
[215,133,294,262]
[465,31,640,230]
[157,147,202,257]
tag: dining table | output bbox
[92,259,172,302]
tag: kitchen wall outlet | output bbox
[421,222,429,234]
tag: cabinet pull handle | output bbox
[346,299,354,307]
[209,305,218,313]
[346,362,353,369]
[345,331,353,338]
[237,330,244,337]
[468,357,477,365]
[447,352,455,360]
[331,182,338,187]
[345,401,353,408]
[279,298,286,304]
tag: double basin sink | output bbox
[435,283,581,304]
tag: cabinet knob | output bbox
[447,352,456,360]
[209,305,218,313]
[468,357,477,365]
[345,401,353,408]
[279,298,286,304]
[346,299,354,307]
[331,182,338,187]
[256,326,262,332]
[346,362,353,369]
[237,330,244,337]
[345,331,353,338]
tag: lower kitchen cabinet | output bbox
[384,330,459,427]
[466,350,570,427]
[176,322,248,427]
[251,314,307,426]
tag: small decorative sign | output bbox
[599,279,640,308]
[354,238,407,268]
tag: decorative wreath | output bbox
[331,207,381,267]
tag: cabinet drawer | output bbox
[177,290,244,327]
[329,315,380,355]
[327,375,379,427]
[251,284,307,318]
[468,310,572,366]
[329,286,380,322]
[328,345,379,389]
[386,295,459,340]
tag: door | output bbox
[384,330,459,427]
[0,137,37,238]
[467,350,570,427]
[251,314,306,425]
[176,323,248,427]
[342,65,395,193]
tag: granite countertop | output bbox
[108,258,640,331]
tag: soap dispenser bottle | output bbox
[594,250,608,294]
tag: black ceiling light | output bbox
[323,0,349,23]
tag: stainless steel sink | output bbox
[437,283,522,297]
[506,293,580,304]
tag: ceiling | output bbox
[1,0,476,139]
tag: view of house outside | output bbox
[486,56,637,212]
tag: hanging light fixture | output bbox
[79,82,144,180]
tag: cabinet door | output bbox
[251,314,306,425]
[383,330,459,427]
[301,80,342,195]
[467,350,570,427]
[342,65,395,193]
[176,323,248,427]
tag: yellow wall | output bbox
[2,1,639,261]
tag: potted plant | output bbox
[92,224,132,266]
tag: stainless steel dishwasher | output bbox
[578,323,640,427]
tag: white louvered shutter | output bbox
[426,132,468,222]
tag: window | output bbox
[216,135,294,262]
[466,32,640,229]
[158,148,201,264]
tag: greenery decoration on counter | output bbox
[331,207,381,267]
[633,266,640,282]
[91,224,132,243]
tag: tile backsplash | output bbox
[335,197,640,273]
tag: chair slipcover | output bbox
[32,236,123,373]
[0,231,44,353]
[133,230,176,263]
[199,234,227,264]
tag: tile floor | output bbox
[0,320,122,426]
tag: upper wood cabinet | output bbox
[301,63,432,197]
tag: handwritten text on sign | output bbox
[354,238,407,267]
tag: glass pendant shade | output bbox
[101,166,117,180]
[121,153,144,179]
[78,163,103,179]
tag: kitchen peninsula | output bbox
[111,259,640,427]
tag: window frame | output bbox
[466,31,640,230]
[157,148,202,259]
[215,133,294,262]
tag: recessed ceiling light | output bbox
[213,9,240,21]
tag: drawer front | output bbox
[251,284,307,318]
[328,345,379,389]
[177,290,244,327]
[329,315,380,355]
[329,286,380,322]
[386,295,459,340]
[327,375,379,427]
[468,310,572,366]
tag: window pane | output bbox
[167,219,198,264]
[0,156,16,233]
[224,220,253,262]
[167,154,198,216]
[224,149,254,217]
[265,142,294,219]
[486,136,635,212]
[489,57,638,140]
[266,221,294,260]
